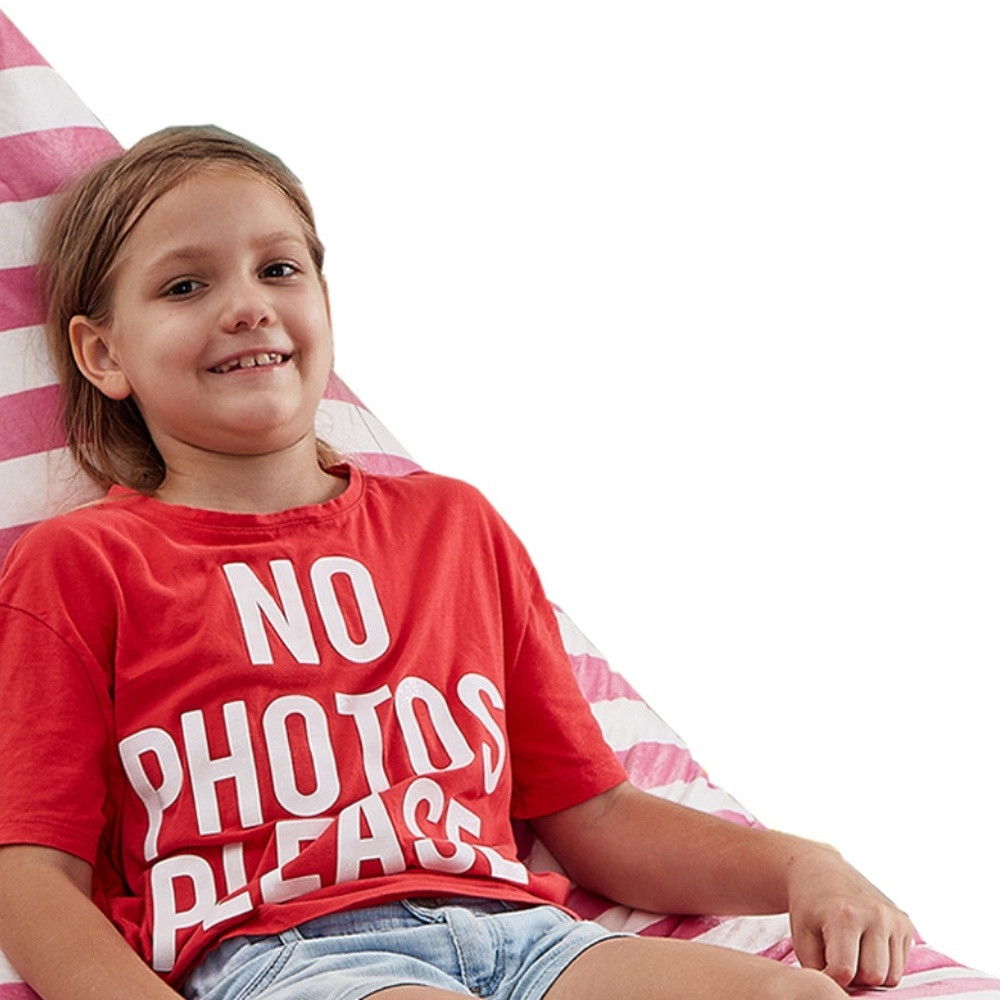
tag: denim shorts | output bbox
[181,895,632,1000]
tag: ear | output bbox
[68,315,132,400]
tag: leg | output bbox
[542,936,847,1000]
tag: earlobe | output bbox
[68,315,132,400]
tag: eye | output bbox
[165,278,203,297]
[261,261,299,279]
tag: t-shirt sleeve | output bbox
[480,498,629,820]
[0,527,115,866]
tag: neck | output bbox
[152,436,348,513]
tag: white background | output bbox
[5,0,997,975]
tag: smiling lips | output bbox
[209,352,289,374]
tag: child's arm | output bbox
[530,780,915,990]
[0,845,181,1000]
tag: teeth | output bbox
[211,352,284,374]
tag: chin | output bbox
[220,412,314,448]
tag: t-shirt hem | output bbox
[168,874,577,986]
[0,822,98,865]
[511,763,630,820]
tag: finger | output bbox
[855,929,890,987]
[886,933,908,987]
[792,925,827,972]
[822,927,862,988]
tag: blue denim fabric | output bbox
[181,895,631,1000]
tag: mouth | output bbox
[208,352,290,374]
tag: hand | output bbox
[786,843,916,989]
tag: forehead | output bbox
[122,167,308,264]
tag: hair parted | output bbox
[38,124,345,493]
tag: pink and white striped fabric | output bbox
[0,10,997,998]
[0,9,416,561]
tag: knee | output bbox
[761,967,848,1000]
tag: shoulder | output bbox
[5,492,140,560]
[0,505,126,691]
[369,465,534,573]
[370,466,487,502]
[364,464,529,559]
[0,493,144,601]
[366,466,503,524]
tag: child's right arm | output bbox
[0,845,181,1000]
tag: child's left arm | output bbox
[530,779,915,990]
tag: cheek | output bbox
[115,330,201,399]
[307,306,334,357]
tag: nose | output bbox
[218,280,277,334]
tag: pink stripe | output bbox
[713,809,764,829]
[752,944,981,989]
[566,885,733,940]
[0,409,423,472]
[0,456,412,562]
[757,935,798,963]
[323,370,370,407]
[0,384,65,461]
[902,948,971,975]
[858,976,1000,998]
[634,913,687,938]
[0,982,41,1000]
[558,902,997,999]
[614,740,705,789]
[349,452,422,477]
[0,266,44,332]
[0,128,122,203]
[564,887,622,921]
[571,653,645,702]
[752,940,993,993]
[0,12,47,70]
[656,913,728,941]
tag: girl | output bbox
[0,126,914,1000]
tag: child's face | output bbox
[70,167,333,466]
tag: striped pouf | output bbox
[1,10,998,999]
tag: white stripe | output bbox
[588,903,682,935]
[0,381,429,445]
[588,905,794,948]
[485,895,988,997]
[0,65,104,138]
[0,447,100,529]
[0,325,54,396]
[316,397,413,459]
[686,912,793,952]
[524,836,564,877]
[0,948,20,983]
[590,696,686,752]
[554,608,692,747]
[0,401,407,533]
[896,964,1000,989]
[670,930,1000,992]
[0,195,46,268]
[645,775,757,820]
[553,605,606,658]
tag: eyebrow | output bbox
[144,231,309,273]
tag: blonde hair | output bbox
[38,125,344,493]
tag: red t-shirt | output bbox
[0,463,627,985]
